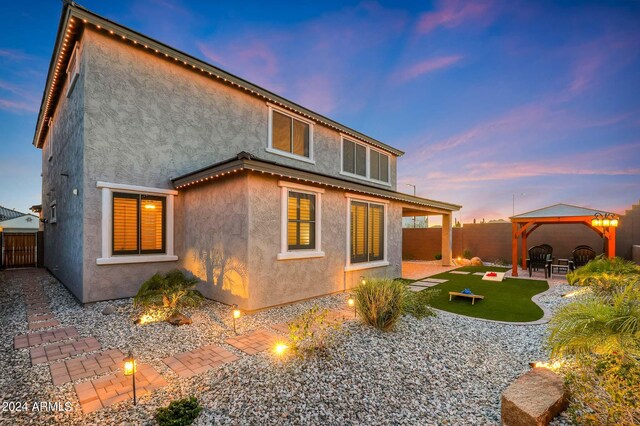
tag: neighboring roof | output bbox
[33,2,404,157]
[511,203,617,219]
[172,152,461,213]
[0,206,25,221]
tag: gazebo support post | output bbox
[606,229,616,258]
[521,232,528,270]
[511,222,519,277]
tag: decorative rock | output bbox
[455,258,471,266]
[501,367,568,426]
[470,257,483,266]
[166,312,192,326]
[102,305,116,315]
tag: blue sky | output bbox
[1,0,638,222]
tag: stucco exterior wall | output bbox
[179,175,249,307]
[41,48,85,301]
[246,173,402,310]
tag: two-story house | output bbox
[33,3,460,310]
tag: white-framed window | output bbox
[277,181,324,260]
[66,42,81,97]
[340,135,391,185]
[267,103,315,164]
[344,194,389,271]
[49,200,57,224]
[96,181,178,265]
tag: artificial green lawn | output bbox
[414,266,549,322]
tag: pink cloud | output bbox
[394,55,462,82]
[0,98,38,113]
[417,0,496,34]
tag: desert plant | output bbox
[155,396,202,426]
[463,249,472,260]
[564,355,640,425]
[404,288,440,319]
[134,270,204,315]
[548,284,640,363]
[288,305,340,357]
[434,253,442,260]
[353,278,405,331]
[567,256,640,286]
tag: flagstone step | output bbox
[50,349,124,386]
[74,363,167,414]
[163,344,238,378]
[14,326,79,349]
[30,337,101,365]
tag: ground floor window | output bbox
[350,200,385,264]
[278,181,324,260]
[112,193,165,255]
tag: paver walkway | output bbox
[163,344,238,378]
[74,364,167,414]
[30,337,101,365]
[225,329,280,355]
[50,349,124,385]
[14,326,80,349]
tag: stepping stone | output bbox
[74,363,167,414]
[421,278,449,283]
[29,320,60,331]
[449,271,471,275]
[414,281,439,288]
[14,326,79,349]
[472,272,486,276]
[28,313,55,323]
[163,344,238,378]
[25,296,48,304]
[408,286,425,292]
[30,337,101,365]
[50,349,124,386]
[225,329,281,355]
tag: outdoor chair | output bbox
[527,245,553,278]
[571,245,596,270]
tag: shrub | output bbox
[564,355,640,425]
[404,288,440,319]
[567,256,640,286]
[353,278,405,331]
[434,253,442,260]
[155,396,202,426]
[134,270,204,315]
[288,305,340,357]
[463,249,472,259]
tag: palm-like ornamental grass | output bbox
[353,278,405,331]
[134,270,204,314]
[567,255,640,286]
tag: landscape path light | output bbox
[232,304,241,334]
[123,351,137,405]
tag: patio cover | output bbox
[510,203,619,277]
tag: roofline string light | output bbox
[38,15,399,156]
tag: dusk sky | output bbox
[1,0,639,223]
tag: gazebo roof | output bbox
[511,203,613,219]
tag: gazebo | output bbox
[510,204,619,277]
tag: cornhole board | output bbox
[482,271,506,282]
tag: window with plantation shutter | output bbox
[341,137,390,184]
[350,200,385,264]
[112,193,165,255]
[287,191,316,250]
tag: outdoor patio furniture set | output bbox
[527,244,596,278]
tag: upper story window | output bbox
[66,42,80,97]
[267,104,315,164]
[341,137,390,185]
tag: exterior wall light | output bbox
[123,351,137,405]
[592,212,618,228]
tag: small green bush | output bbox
[155,396,202,426]
[463,249,472,260]
[134,270,204,315]
[288,305,340,357]
[354,278,405,331]
[404,288,440,319]
[434,253,442,260]
[567,256,640,286]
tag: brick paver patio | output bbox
[163,344,239,378]
[74,364,167,414]
[225,329,281,355]
[30,337,101,365]
[50,349,124,386]
[14,326,80,349]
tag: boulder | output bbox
[470,257,483,266]
[101,305,116,315]
[166,312,192,326]
[501,367,569,426]
[455,258,471,266]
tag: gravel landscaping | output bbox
[1,269,576,425]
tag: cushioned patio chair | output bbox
[527,245,553,278]
[571,245,596,270]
